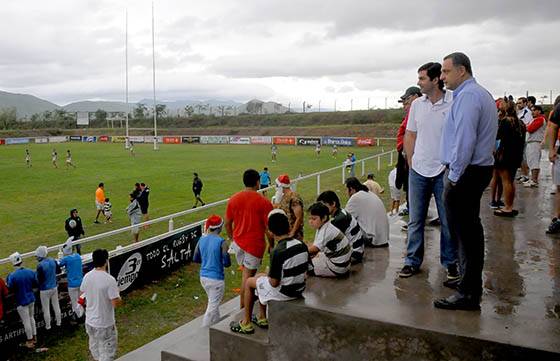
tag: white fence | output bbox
[0,149,397,265]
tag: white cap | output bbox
[35,245,48,259]
[9,252,22,266]
[62,237,74,255]
[268,208,287,219]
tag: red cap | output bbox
[276,174,291,187]
[205,215,224,231]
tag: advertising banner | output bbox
[181,136,200,144]
[143,136,163,143]
[112,136,126,143]
[322,137,355,146]
[200,136,229,144]
[250,136,272,145]
[296,137,321,146]
[69,135,82,141]
[229,136,251,145]
[5,138,30,145]
[98,135,110,142]
[163,136,181,144]
[0,139,5,145]
[82,136,97,143]
[273,136,296,145]
[356,137,374,146]
[109,225,201,293]
[48,136,67,143]
[34,137,48,144]
[129,136,145,143]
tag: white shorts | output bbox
[311,253,338,278]
[553,159,560,186]
[255,276,294,305]
[96,201,103,210]
[230,241,261,270]
[526,142,542,170]
[389,185,401,201]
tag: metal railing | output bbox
[0,149,397,265]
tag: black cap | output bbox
[398,86,422,102]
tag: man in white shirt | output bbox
[516,97,534,183]
[80,249,121,361]
[344,177,389,248]
[399,62,459,284]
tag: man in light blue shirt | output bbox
[434,52,498,311]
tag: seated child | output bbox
[307,202,351,277]
[230,209,310,334]
[103,198,113,223]
[193,215,231,327]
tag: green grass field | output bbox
[0,141,396,360]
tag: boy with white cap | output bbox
[6,252,38,348]
[59,237,84,320]
[35,245,62,330]
[193,215,231,327]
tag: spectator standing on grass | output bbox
[274,174,304,241]
[35,245,62,330]
[81,249,121,361]
[225,169,273,309]
[138,183,150,225]
[363,173,384,196]
[126,192,142,243]
[230,210,310,334]
[399,62,458,282]
[193,215,231,327]
[95,183,106,224]
[7,252,37,349]
[65,208,85,254]
[522,105,546,188]
[59,237,84,320]
[345,177,389,248]
[260,167,271,194]
[434,52,498,311]
[192,173,205,208]
[350,153,357,177]
[492,99,526,217]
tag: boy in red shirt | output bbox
[225,169,273,308]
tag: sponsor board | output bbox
[273,136,296,145]
[181,136,200,144]
[109,225,201,293]
[98,135,109,142]
[200,136,229,144]
[48,136,67,143]
[129,136,145,143]
[356,137,374,146]
[296,137,321,146]
[229,136,251,145]
[143,136,163,143]
[0,139,5,145]
[34,137,48,144]
[112,136,126,143]
[163,136,181,144]
[6,138,30,145]
[82,136,97,142]
[322,137,354,146]
[250,136,272,145]
[69,135,82,141]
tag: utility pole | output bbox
[318,100,321,112]
[385,97,388,109]
[303,101,306,113]
[367,97,370,110]
[151,1,158,150]
[125,9,130,149]
[334,100,337,112]
[350,99,353,111]
[288,102,291,112]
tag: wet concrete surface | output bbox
[299,159,560,354]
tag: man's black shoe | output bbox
[546,219,560,234]
[369,242,389,248]
[398,265,419,278]
[433,293,480,311]
[443,278,460,290]
[446,264,460,280]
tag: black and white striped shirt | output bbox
[269,237,310,298]
[331,208,364,257]
[313,222,351,275]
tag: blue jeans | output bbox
[405,169,457,269]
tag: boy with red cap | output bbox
[193,215,231,327]
[225,169,273,308]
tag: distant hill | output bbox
[0,90,59,118]
[63,100,130,113]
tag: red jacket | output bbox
[0,278,8,320]
[526,115,545,133]
[396,111,410,152]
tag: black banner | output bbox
[297,137,321,146]
[109,225,202,293]
[69,135,82,141]
[0,225,201,351]
[181,136,200,144]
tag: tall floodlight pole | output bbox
[367,97,370,110]
[318,100,321,112]
[350,99,353,111]
[152,1,158,150]
[334,99,336,112]
[125,9,130,149]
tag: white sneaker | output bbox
[551,186,556,194]
[523,180,538,188]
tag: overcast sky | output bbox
[0,0,558,109]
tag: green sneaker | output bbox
[251,315,269,329]
[230,320,254,334]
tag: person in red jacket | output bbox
[523,105,546,187]
[0,277,8,321]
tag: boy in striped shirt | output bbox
[307,202,351,277]
[230,209,310,334]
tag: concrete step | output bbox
[209,307,270,361]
